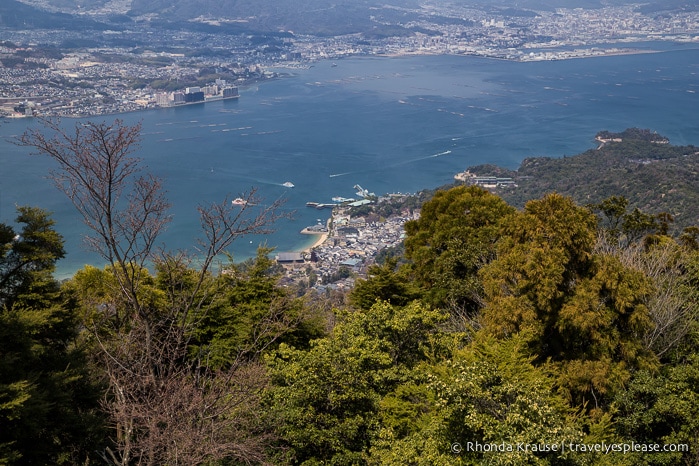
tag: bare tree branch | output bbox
[21,118,289,465]
[19,118,170,316]
[595,232,699,358]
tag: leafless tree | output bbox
[20,118,290,465]
[94,292,296,466]
[19,119,168,315]
[595,232,699,358]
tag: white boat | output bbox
[282,181,295,188]
[232,197,247,206]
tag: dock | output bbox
[306,202,336,209]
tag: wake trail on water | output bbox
[329,150,452,178]
[157,136,204,143]
[388,150,452,168]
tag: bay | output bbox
[2,49,699,278]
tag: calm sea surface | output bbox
[2,48,699,277]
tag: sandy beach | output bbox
[301,231,329,253]
[299,217,332,253]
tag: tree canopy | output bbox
[0,207,104,464]
[5,119,699,465]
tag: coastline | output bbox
[300,230,329,253]
[299,217,333,253]
[5,44,698,120]
[6,48,698,280]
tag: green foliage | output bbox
[487,133,699,231]
[66,265,122,324]
[621,208,659,244]
[592,196,629,237]
[614,355,699,465]
[0,207,104,465]
[552,253,656,405]
[371,335,588,466]
[679,226,699,250]
[0,206,65,310]
[403,185,515,312]
[480,194,598,340]
[0,305,104,464]
[350,257,420,310]
[266,301,450,465]
[5,178,699,465]
[68,263,168,331]
[590,195,676,248]
[480,194,656,410]
[190,248,323,369]
[596,128,669,143]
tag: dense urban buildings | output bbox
[1,3,698,117]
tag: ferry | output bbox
[232,197,247,206]
[332,196,355,203]
[282,181,295,188]
[306,202,334,209]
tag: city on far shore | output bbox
[2,1,699,118]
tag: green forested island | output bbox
[467,128,699,231]
[2,121,699,465]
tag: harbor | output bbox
[276,191,416,291]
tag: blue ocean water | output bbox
[2,49,699,277]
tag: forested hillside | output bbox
[12,0,699,34]
[468,129,699,231]
[0,0,106,29]
[2,120,699,465]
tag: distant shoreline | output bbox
[5,45,697,120]
[6,47,696,280]
[375,45,676,62]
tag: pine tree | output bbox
[0,207,104,464]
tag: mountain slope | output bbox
[128,0,422,35]
[0,0,106,29]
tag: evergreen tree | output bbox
[403,185,515,313]
[480,194,656,411]
[266,301,450,465]
[350,257,420,311]
[189,247,324,370]
[0,207,104,464]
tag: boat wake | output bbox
[387,150,452,168]
[216,126,253,132]
[328,150,451,178]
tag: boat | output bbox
[282,181,295,188]
[232,197,248,206]
[306,202,334,209]
[332,196,355,203]
[354,184,375,198]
